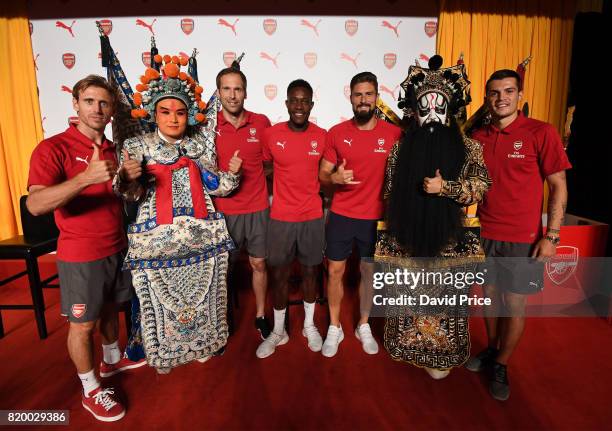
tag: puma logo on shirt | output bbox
[276,141,286,149]
[343,138,352,146]
[75,156,89,165]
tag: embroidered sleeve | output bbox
[210,170,240,197]
[194,145,240,197]
[113,136,146,202]
[384,141,401,200]
[440,136,492,205]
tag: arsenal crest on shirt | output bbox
[263,18,277,35]
[99,19,112,36]
[142,52,151,67]
[62,53,75,69]
[304,52,317,68]
[424,21,438,38]
[264,84,277,100]
[513,141,523,151]
[383,53,397,70]
[345,19,358,36]
[223,51,236,67]
[181,18,194,35]
[546,246,579,285]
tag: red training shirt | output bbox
[472,112,572,243]
[213,110,271,215]
[27,125,127,262]
[262,122,327,222]
[323,119,402,220]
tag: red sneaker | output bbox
[100,356,147,378]
[82,387,125,422]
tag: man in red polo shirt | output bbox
[255,79,327,358]
[213,67,272,339]
[319,72,402,358]
[467,69,571,401]
[26,75,144,421]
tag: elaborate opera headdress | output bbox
[130,54,207,126]
[399,55,471,126]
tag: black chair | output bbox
[0,195,59,339]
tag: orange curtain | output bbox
[0,1,43,240]
[436,0,576,133]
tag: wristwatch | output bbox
[544,235,560,245]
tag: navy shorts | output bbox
[325,211,378,261]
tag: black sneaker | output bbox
[465,347,498,372]
[255,317,271,340]
[489,362,510,401]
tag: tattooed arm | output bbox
[531,170,567,261]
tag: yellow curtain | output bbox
[437,0,576,216]
[436,0,576,133]
[0,1,43,240]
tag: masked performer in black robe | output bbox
[375,55,491,379]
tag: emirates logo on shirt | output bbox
[308,141,320,156]
[247,127,259,143]
[508,140,525,159]
[374,138,387,153]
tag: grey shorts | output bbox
[480,238,544,295]
[225,208,269,259]
[57,251,133,322]
[267,217,325,267]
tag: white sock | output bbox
[79,369,100,397]
[102,340,121,365]
[303,301,315,328]
[273,308,286,335]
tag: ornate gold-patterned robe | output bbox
[375,136,491,370]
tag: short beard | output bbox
[353,107,375,123]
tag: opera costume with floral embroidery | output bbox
[114,54,239,371]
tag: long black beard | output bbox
[387,122,466,257]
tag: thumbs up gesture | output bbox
[332,158,360,185]
[118,149,143,182]
[228,149,242,174]
[82,144,117,185]
[423,168,444,194]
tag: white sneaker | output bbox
[256,331,289,359]
[302,325,323,352]
[355,323,379,355]
[196,356,211,363]
[322,325,344,357]
[425,367,450,380]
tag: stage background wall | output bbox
[30,15,437,137]
[0,0,585,240]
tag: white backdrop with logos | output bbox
[30,15,437,137]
